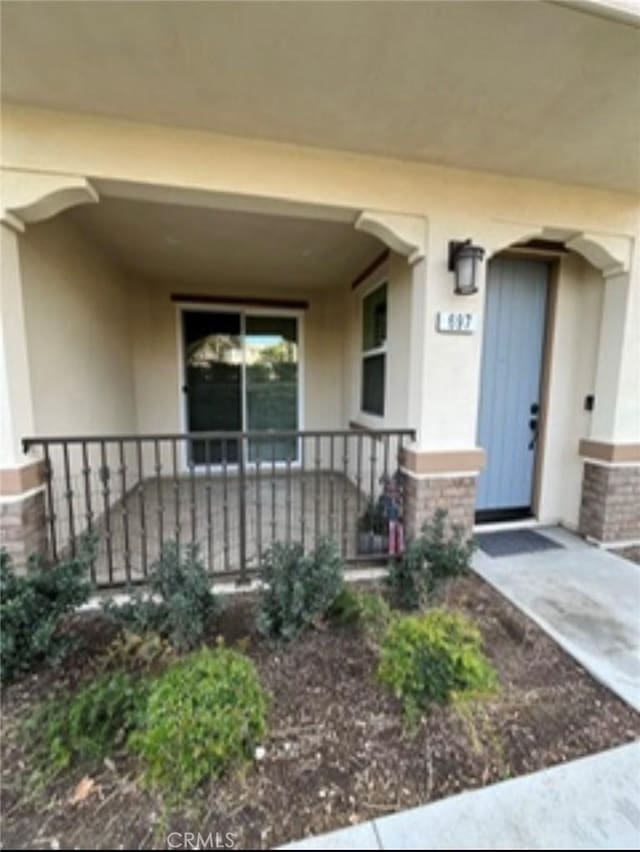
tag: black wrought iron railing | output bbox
[22,429,415,588]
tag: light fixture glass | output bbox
[448,239,485,295]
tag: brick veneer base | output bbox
[403,473,476,541]
[579,462,640,543]
[0,490,47,566]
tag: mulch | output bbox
[613,546,640,566]
[2,573,639,850]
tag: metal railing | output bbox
[22,429,415,588]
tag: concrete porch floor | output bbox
[473,526,640,712]
[57,471,374,586]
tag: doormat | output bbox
[475,529,563,558]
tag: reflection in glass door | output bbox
[182,309,299,465]
[245,315,298,462]
[183,311,243,464]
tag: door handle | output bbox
[528,417,539,450]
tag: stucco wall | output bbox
[342,252,412,431]
[131,278,345,438]
[3,105,638,447]
[12,206,621,534]
[3,106,637,543]
[17,216,137,549]
[538,254,603,528]
[19,216,135,436]
[3,105,637,236]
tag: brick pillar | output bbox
[0,461,48,567]
[400,448,484,542]
[403,472,477,540]
[579,461,640,544]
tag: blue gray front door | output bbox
[476,257,549,519]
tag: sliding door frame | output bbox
[175,301,305,472]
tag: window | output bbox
[361,283,387,416]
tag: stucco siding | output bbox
[342,253,412,431]
[538,254,603,528]
[19,215,136,436]
[130,278,346,438]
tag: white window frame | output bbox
[175,302,305,472]
[359,278,388,421]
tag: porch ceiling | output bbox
[2,2,639,193]
[66,197,382,290]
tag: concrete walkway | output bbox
[280,742,640,849]
[473,526,640,711]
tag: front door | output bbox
[476,257,549,521]
[182,309,300,465]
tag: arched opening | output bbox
[476,236,612,531]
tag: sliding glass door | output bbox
[182,309,299,465]
[245,315,298,462]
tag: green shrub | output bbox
[378,609,497,722]
[104,540,218,651]
[25,670,148,776]
[419,508,475,582]
[329,586,392,645]
[386,539,433,610]
[257,537,344,640]
[130,645,268,796]
[0,538,94,683]
[386,509,475,609]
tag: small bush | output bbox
[329,586,392,645]
[0,538,94,683]
[130,645,268,796]
[386,539,433,610]
[386,509,475,609]
[378,609,497,722]
[257,537,344,640]
[420,508,475,582]
[26,671,148,776]
[101,629,176,674]
[104,541,218,651]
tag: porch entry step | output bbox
[475,528,563,558]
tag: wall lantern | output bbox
[448,239,485,295]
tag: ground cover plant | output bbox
[130,645,268,798]
[378,609,497,722]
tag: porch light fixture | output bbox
[448,239,485,295]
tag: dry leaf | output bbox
[69,775,98,805]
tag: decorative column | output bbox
[578,255,640,545]
[0,222,47,564]
[0,169,99,565]
[356,211,485,539]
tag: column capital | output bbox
[355,210,427,265]
[1,168,98,232]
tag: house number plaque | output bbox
[436,311,477,334]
